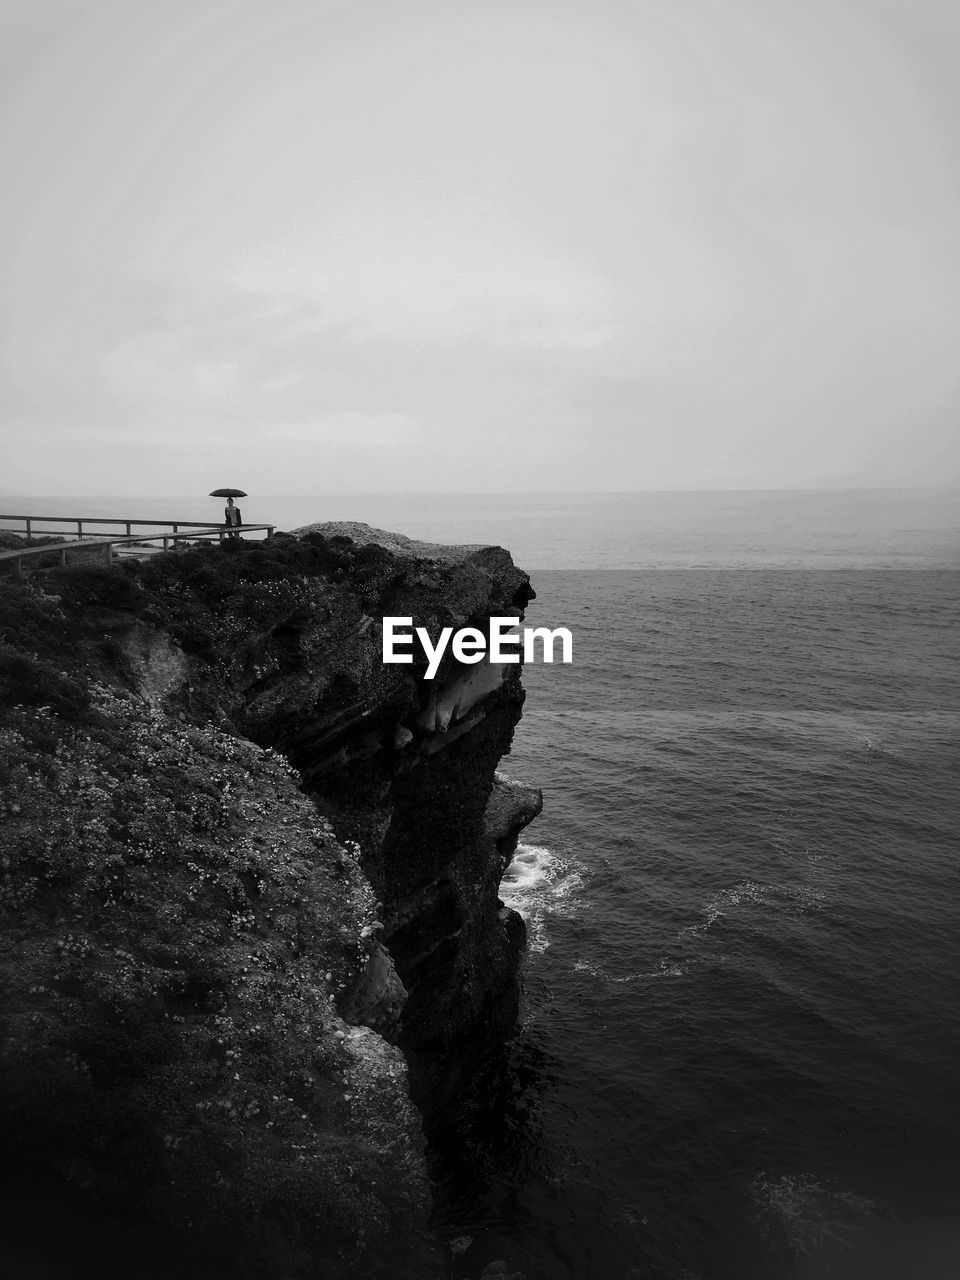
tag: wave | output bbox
[572,956,687,982]
[857,733,917,767]
[749,1170,880,1261]
[500,842,587,953]
[679,876,827,944]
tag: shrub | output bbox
[0,644,90,720]
[50,565,140,611]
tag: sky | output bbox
[1,0,959,496]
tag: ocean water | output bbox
[5,489,959,1278]
[488,567,960,1280]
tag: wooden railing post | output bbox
[0,519,274,573]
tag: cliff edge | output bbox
[0,524,542,1279]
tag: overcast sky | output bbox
[1,0,958,495]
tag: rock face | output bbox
[284,528,543,1123]
[0,523,541,1277]
[180,521,543,1123]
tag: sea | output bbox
[4,489,959,1280]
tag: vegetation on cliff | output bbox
[0,544,440,1279]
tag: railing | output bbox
[0,515,276,578]
[0,514,276,540]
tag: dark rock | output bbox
[0,522,541,1278]
[480,1261,527,1279]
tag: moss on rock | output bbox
[0,567,438,1278]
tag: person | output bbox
[224,496,243,539]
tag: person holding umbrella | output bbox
[210,487,247,539]
[224,496,242,538]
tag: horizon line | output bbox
[2,484,958,501]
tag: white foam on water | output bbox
[858,732,907,762]
[572,956,687,983]
[749,1170,879,1260]
[500,843,550,894]
[645,958,687,979]
[679,877,827,944]
[500,842,587,953]
[805,848,841,870]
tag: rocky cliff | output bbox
[0,523,541,1279]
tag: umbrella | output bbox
[209,488,248,498]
